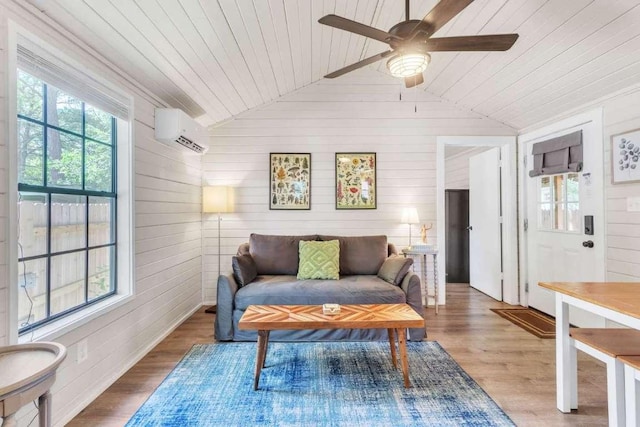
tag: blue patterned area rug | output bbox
[126,341,514,427]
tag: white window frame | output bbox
[536,172,581,234]
[7,22,135,344]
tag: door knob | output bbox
[582,240,594,248]
[466,226,473,231]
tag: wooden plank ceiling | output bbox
[28,0,640,130]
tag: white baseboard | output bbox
[56,303,203,427]
[203,300,216,306]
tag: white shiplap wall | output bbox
[603,86,640,282]
[0,2,202,425]
[444,147,490,190]
[0,2,7,347]
[202,69,517,303]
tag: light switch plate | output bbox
[627,197,640,212]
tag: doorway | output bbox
[445,190,469,283]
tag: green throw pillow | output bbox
[297,240,340,280]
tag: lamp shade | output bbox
[401,207,419,224]
[203,186,233,213]
[387,53,431,78]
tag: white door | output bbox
[469,148,502,300]
[522,112,605,321]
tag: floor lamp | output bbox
[203,186,233,313]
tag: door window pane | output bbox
[17,258,47,327]
[18,119,44,186]
[89,246,114,300]
[47,86,82,134]
[50,252,86,315]
[567,173,579,202]
[538,203,552,229]
[567,202,580,232]
[47,128,82,188]
[553,175,565,203]
[18,193,48,258]
[89,197,115,246]
[540,177,552,203]
[51,194,86,253]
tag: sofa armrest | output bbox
[400,271,426,341]
[214,274,239,341]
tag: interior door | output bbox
[523,116,605,322]
[469,148,502,300]
[445,190,469,283]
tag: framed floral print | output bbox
[335,153,376,209]
[269,153,311,210]
[612,128,640,184]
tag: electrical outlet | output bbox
[77,339,88,364]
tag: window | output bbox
[17,70,117,333]
[537,172,580,232]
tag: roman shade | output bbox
[529,130,583,177]
[17,35,131,120]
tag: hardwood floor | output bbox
[68,284,608,426]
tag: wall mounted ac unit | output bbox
[154,108,209,154]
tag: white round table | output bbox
[0,342,66,427]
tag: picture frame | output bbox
[269,153,311,210]
[335,152,377,209]
[611,128,640,184]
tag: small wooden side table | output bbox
[402,247,439,314]
[0,342,67,427]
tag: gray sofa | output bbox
[215,234,426,342]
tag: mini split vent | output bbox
[154,108,209,155]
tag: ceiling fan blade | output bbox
[318,14,396,44]
[411,0,474,38]
[325,51,393,78]
[405,73,425,88]
[424,34,519,51]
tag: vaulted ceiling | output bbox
[26,0,640,130]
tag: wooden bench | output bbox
[570,328,640,426]
[618,356,640,427]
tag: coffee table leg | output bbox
[387,328,398,368]
[397,328,411,388]
[254,330,270,390]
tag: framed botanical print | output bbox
[612,128,640,184]
[335,153,376,209]
[269,153,311,210]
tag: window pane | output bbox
[540,177,551,203]
[86,105,112,143]
[51,194,86,253]
[567,202,580,232]
[18,258,48,327]
[554,175,565,203]
[18,193,48,258]
[50,251,86,315]
[89,197,115,246]
[85,141,112,192]
[555,203,565,230]
[567,173,580,202]
[47,86,82,134]
[47,128,82,188]
[538,203,552,230]
[17,70,44,121]
[18,119,44,185]
[88,246,114,301]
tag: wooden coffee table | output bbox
[238,303,425,390]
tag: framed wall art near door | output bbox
[335,152,376,209]
[612,128,640,184]
[269,153,311,210]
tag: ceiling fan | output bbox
[318,0,519,88]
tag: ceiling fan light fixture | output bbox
[387,52,431,78]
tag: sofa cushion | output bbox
[234,275,406,310]
[378,256,413,285]
[297,240,340,280]
[232,254,257,286]
[318,235,388,275]
[249,233,317,275]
